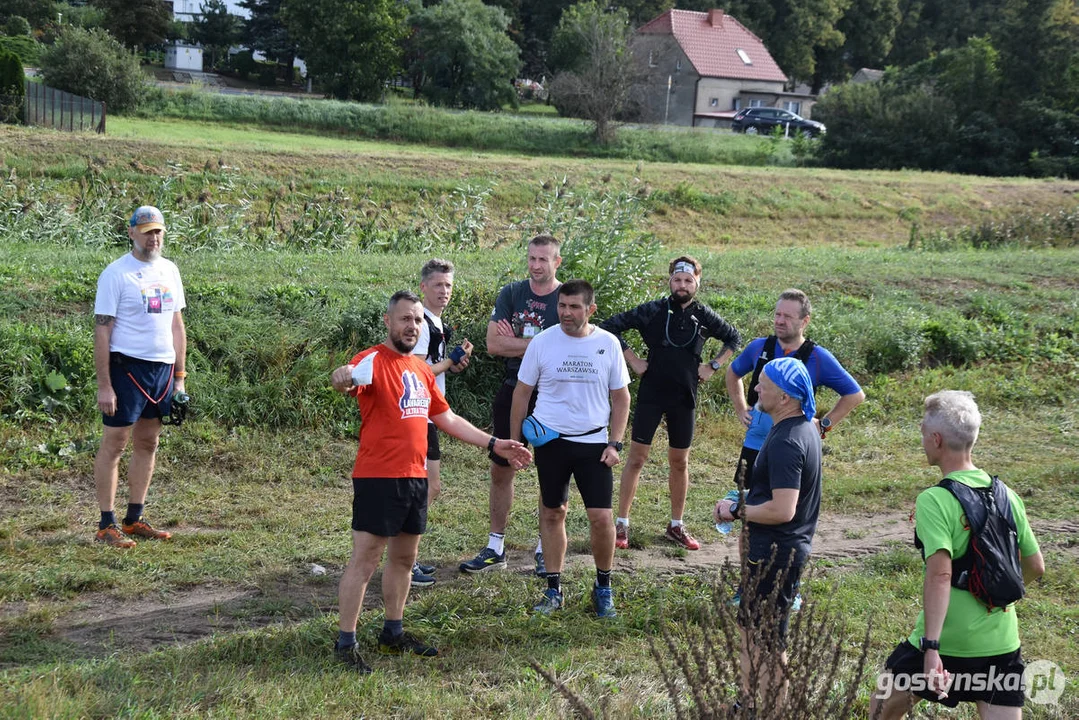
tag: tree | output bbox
[39,26,147,112]
[410,0,521,110]
[192,0,239,69]
[281,0,408,101]
[238,0,299,78]
[810,0,901,92]
[0,49,25,123]
[0,0,56,30]
[4,15,31,36]
[92,0,170,50]
[549,2,638,144]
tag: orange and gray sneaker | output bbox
[121,517,172,541]
[664,522,701,550]
[615,522,629,550]
[95,524,136,548]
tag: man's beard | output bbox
[390,333,417,354]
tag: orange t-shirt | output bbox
[349,344,450,479]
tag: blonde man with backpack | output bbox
[872,391,1044,719]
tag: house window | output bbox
[736,49,752,65]
[782,101,802,115]
[749,99,765,107]
[710,98,719,107]
[649,51,656,68]
[733,98,741,110]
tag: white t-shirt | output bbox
[517,325,629,443]
[94,253,186,363]
[413,308,447,397]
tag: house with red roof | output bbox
[635,8,817,127]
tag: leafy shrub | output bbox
[38,26,148,113]
[909,207,1079,250]
[0,49,24,123]
[4,15,31,36]
[0,34,40,66]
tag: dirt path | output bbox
[24,513,1078,661]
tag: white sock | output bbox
[487,532,505,555]
[670,518,684,528]
[535,537,543,554]
[616,517,629,527]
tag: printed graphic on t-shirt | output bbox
[399,370,432,419]
[555,353,601,381]
[513,299,551,339]
[140,284,177,314]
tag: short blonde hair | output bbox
[923,390,981,451]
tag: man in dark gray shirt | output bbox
[714,356,822,712]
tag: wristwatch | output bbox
[919,637,940,652]
[607,441,624,452]
[729,501,742,520]
[820,416,833,436]
[487,436,497,453]
[709,359,722,371]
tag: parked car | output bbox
[731,108,826,137]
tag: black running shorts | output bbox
[535,439,613,509]
[490,381,537,466]
[630,401,696,449]
[351,477,427,536]
[882,641,1026,708]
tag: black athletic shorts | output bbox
[490,381,537,466]
[737,549,805,647]
[426,423,441,461]
[733,446,760,487]
[630,401,696,449]
[535,439,613,509]
[351,478,427,536]
[882,641,1026,708]
[104,352,175,428]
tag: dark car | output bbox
[731,107,826,138]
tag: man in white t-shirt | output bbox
[409,259,473,586]
[510,279,631,618]
[92,206,187,548]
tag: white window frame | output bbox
[736,49,752,65]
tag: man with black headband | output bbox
[599,256,741,551]
[714,356,822,711]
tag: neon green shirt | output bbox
[908,469,1040,657]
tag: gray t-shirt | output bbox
[745,416,822,562]
[490,279,560,382]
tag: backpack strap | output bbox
[424,315,450,364]
[745,336,779,408]
[936,476,1014,590]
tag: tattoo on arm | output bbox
[95,315,115,327]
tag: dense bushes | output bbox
[38,27,148,113]
[0,49,24,123]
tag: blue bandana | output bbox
[762,357,816,421]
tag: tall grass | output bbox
[136,87,784,166]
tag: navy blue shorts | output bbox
[103,353,174,428]
[630,401,696,449]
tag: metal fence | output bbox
[23,81,106,133]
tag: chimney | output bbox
[708,9,724,26]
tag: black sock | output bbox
[99,511,116,530]
[546,572,561,593]
[596,569,612,588]
[382,619,403,638]
[123,503,144,525]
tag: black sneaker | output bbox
[415,561,436,575]
[334,642,373,674]
[411,563,436,588]
[377,631,439,657]
[534,551,547,578]
[459,546,507,573]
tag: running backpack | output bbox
[915,476,1026,611]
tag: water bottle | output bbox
[715,489,741,534]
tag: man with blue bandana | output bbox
[725,289,864,490]
[714,356,822,710]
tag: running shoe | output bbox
[95,524,136,548]
[334,642,373,673]
[533,588,564,614]
[592,584,617,618]
[534,551,546,578]
[415,561,436,575]
[791,593,803,612]
[377,631,439,657]
[615,522,629,550]
[664,522,701,550]
[459,547,507,573]
[411,564,435,588]
[121,518,172,540]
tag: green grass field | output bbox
[0,118,1077,718]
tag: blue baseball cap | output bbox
[129,205,165,232]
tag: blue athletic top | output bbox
[730,337,861,450]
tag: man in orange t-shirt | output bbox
[329,290,531,673]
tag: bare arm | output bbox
[921,550,953,697]
[623,346,647,376]
[601,386,631,467]
[819,389,866,428]
[172,311,187,393]
[485,320,531,359]
[431,409,532,468]
[509,381,534,443]
[742,487,799,525]
[698,346,735,382]
[94,315,116,416]
[1021,550,1045,585]
[725,365,751,427]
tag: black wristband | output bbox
[487,436,497,453]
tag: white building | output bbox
[165,43,204,72]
